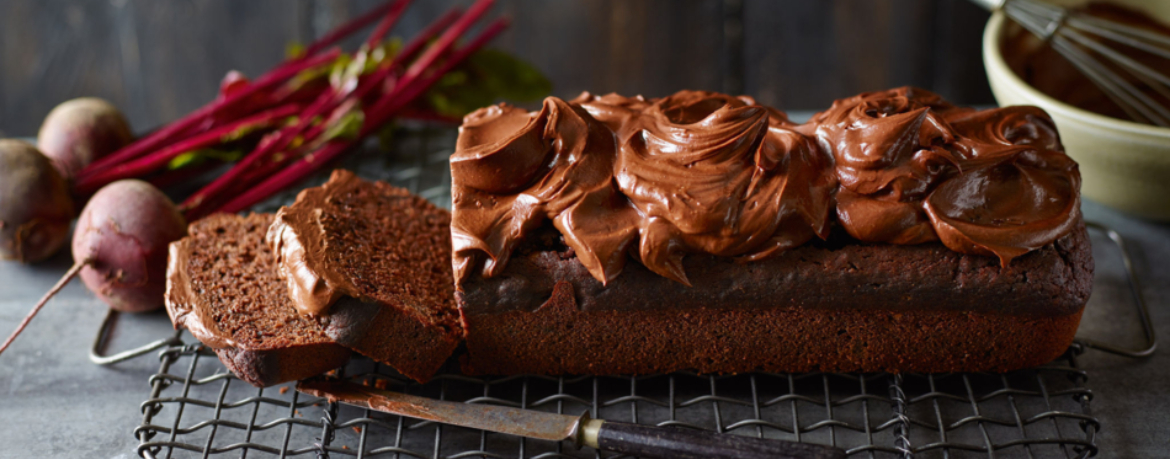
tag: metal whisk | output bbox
[973,0,1170,127]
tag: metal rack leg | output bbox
[1078,221,1157,358]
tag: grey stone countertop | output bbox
[1,134,1169,459]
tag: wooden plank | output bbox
[723,0,746,95]
[742,0,988,111]
[0,0,996,137]
[126,0,304,127]
[322,0,727,100]
[310,0,448,49]
[0,0,304,137]
[0,0,127,137]
[742,0,839,110]
[931,0,994,104]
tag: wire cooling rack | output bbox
[133,343,1097,459]
[122,125,1153,459]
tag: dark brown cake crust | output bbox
[165,213,350,387]
[462,284,1083,375]
[460,219,1093,317]
[214,341,353,388]
[314,296,463,383]
[458,219,1093,375]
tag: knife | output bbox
[297,378,846,459]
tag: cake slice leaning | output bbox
[266,170,461,383]
[165,213,351,387]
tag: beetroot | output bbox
[0,139,75,263]
[0,180,187,356]
[37,98,134,180]
[74,180,188,312]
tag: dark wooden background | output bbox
[0,0,993,138]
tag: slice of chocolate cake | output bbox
[267,170,461,383]
[165,213,351,387]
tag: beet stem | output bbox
[301,0,399,58]
[78,0,401,182]
[0,260,88,357]
[77,50,340,179]
[363,0,500,123]
[202,75,386,208]
[181,95,340,218]
[75,104,303,195]
[213,13,506,215]
[152,161,224,193]
[181,62,401,220]
[398,0,495,87]
[365,0,413,50]
[370,17,509,123]
[399,8,464,66]
[184,5,465,219]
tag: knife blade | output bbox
[297,378,846,459]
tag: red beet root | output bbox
[0,180,187,356]
[0,139,75,263]
[37,98,134,180]
[73,180,188,313]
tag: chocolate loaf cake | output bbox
[165,213,351,387]
[267,170,461,383]
[451,87,1093,375]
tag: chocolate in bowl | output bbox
[984,0,1170,221]
[1000,2,1170,126]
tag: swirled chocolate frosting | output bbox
[451,87,1081,286]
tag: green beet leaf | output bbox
[424,48,551,117]
[167,148,246,170]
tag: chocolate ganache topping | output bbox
[450,87,1081,286]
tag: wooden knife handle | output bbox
[593,421,847,459]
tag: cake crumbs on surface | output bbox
[352,427,362,434]
[279,386,289,394]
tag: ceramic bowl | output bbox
[983,0,1170,220]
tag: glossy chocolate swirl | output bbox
[807,87,960,245]
[609,92,834,284]
[451,87,1081,285]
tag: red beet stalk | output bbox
[179,94,337,217]
[77,49,340,180]
[370,17,509,123]
[402,0,495,86]
[74,104,302,194]
[365,0,413,50]
[224,75,394,195]
[360,0,499,125]
[149,161,223,190]
[250,4,497,181]
[182,7,463,220]
[300,0,404,58]
[180,66,396,219]
[277,5,465,153]
[381,7,464,76]
[81,0,411,185]
[215,14,506,215]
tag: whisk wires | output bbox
[989,0,1170,127]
